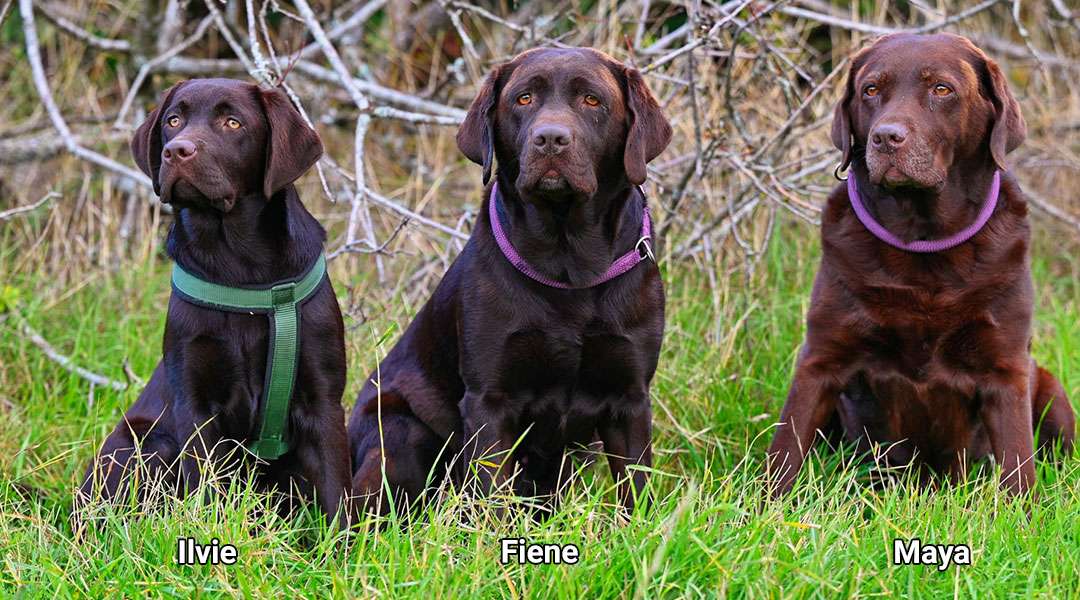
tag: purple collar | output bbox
[847,170,1001,253]
[488,182,653,289]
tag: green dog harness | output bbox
[170,254,327,460]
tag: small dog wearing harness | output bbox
[77,79,353,528]
[347,47,672,516]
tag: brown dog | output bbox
[347,47,671,516]
[767,33,1075,497]
[78,79,353,527]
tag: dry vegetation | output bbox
[2,0,1078,321]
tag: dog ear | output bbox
[830,73,855,172]
[131,80,186,195]
[622,66,672,186]
[831,42,884,172]
[456,66,503,185]
[258,86,324,199]
[978,53,1027,171]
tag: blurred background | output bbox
[2,0,1077,317]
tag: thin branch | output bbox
[0,191,58,220]
[1025,186,1080,234]
[297,0,388,60]
[365,187,469,241]
[114,15,215,128]
[18,0,154,193]
[292,0,382,279]
[370,106,462,126]
[7,310,128,392]
[37,1,131,51]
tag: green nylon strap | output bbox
[170,254,327,460]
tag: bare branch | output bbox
[114,15,216,128]
[292,0,382,278]
[19,0,153,193]
[37,1,131,51]
[7,309,129,392]
[0,191,58,221]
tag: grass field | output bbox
[1,215,1078,598]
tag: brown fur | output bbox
[78,79,353,528]
[347,47,672,516]
[767,34,1075,497]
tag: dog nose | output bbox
[870,123,908,152]
[532,124,571,154]
[162,139,198,163]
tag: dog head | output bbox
[831,33,1025,190]
[456,47,671,204]
[131,78,323,211]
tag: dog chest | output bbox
[492,324,646,397]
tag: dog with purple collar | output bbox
[766,33,1075,498]
[347,47,672,516]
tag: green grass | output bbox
[1,220,1078,598]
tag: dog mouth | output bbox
[517,159,596,200]
[866,153,943,190]
[160,169,236,211]
[879,166,914,187]
[537,169,569,191]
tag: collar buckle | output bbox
[636,236,654,261]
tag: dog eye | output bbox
[583,94,600,107]
[225,118,242,129]
[516,93,532,106]
[932,84,953,97]
[863,84,879,97]
[166,116,181,128]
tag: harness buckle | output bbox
[270,282,296,307]
[636,236,654,261]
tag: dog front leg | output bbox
[174,411,224,498]
[981,372,1036,495]
[462,391,515,499]
[766,357,840,498]
[598,397,652,515]
[296,405,354,529]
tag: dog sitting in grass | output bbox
[347,47,672,516]
[78,79,353,528]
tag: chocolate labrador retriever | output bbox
[767,33,1075,497]
[78,79,352,526]
[348,47,672,515]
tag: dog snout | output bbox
[870,123,909,154]
[162,139,198,164]
[531,124,572,155]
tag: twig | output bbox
[297,0,389,60]
[1025,186,1080,234]
[113,15,215,128]
[370,106,462,126]
[37,1,131,51]
[7,310,128,392]
[203,0,260,78]
[642,0,756,73]
[0,191,58,220]
[18,0,154,193]
[364,187,469,241]
[292,0,383,280]
[0,1,12,29]
[157,56,467,118]
[246,0,273,81]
